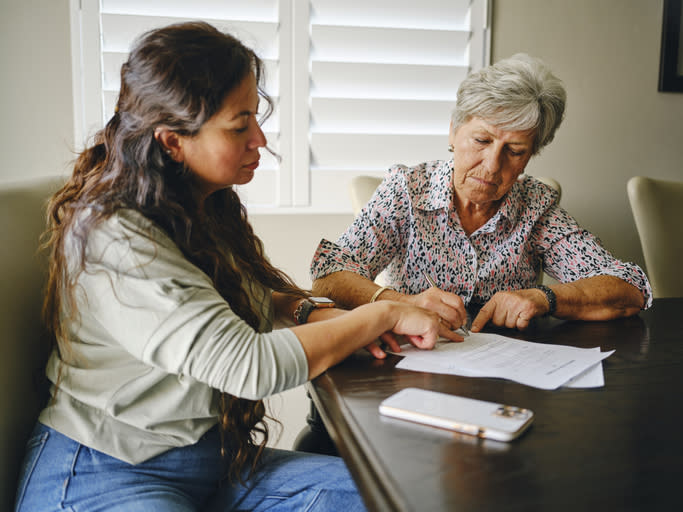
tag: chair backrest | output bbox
[535,176,562,203]
[627,176,683,298]
[349,176,383,216]
[0,176,62,510]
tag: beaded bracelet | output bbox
[534,284,557,317]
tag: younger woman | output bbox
[14,22,458,512]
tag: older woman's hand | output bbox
[402,286,469,333]
[470,288,550,331]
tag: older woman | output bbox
[310,53,651,338]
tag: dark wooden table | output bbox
[309,298,683,511]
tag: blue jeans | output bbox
[14,423,366,511]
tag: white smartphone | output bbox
[379,387,534,441]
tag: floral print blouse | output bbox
[310,159,652,309]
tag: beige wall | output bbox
[3,0,682,450]
[1,0,75,184]
[491,0,683,269]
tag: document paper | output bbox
[393,332,613,390]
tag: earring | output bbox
[447,144,454,152]
[164,149,172,155]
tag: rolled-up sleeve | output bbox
[535,205,653,309]
[74,211,309,400]
[310,238,373,280]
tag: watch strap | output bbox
[293,299,316,325]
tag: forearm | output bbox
[313,270,468,332]
[552,275,645,321]
[312,270,403,309]
[291,301,406,379]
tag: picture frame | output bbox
[659,0,683,92]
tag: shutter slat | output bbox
[311,62,467,100]
[101,0,278,22]
[311,98,452,135]
[311,133,449,170]
[311,25,469,65]
[311,0,470,29]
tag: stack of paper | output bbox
[393,332,613,390]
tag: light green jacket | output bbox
[39,209,308,464]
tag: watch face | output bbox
[309,296,335,308]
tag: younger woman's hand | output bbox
[364,302,463,359]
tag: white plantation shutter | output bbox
[306,0,483,211]
[70,0,489,212]
[72,0,284,206]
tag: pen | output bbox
[422,270,470,336]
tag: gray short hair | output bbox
[451,53,566,154]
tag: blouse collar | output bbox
[414,159,524,230]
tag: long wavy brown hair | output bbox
[42,22,307,483]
